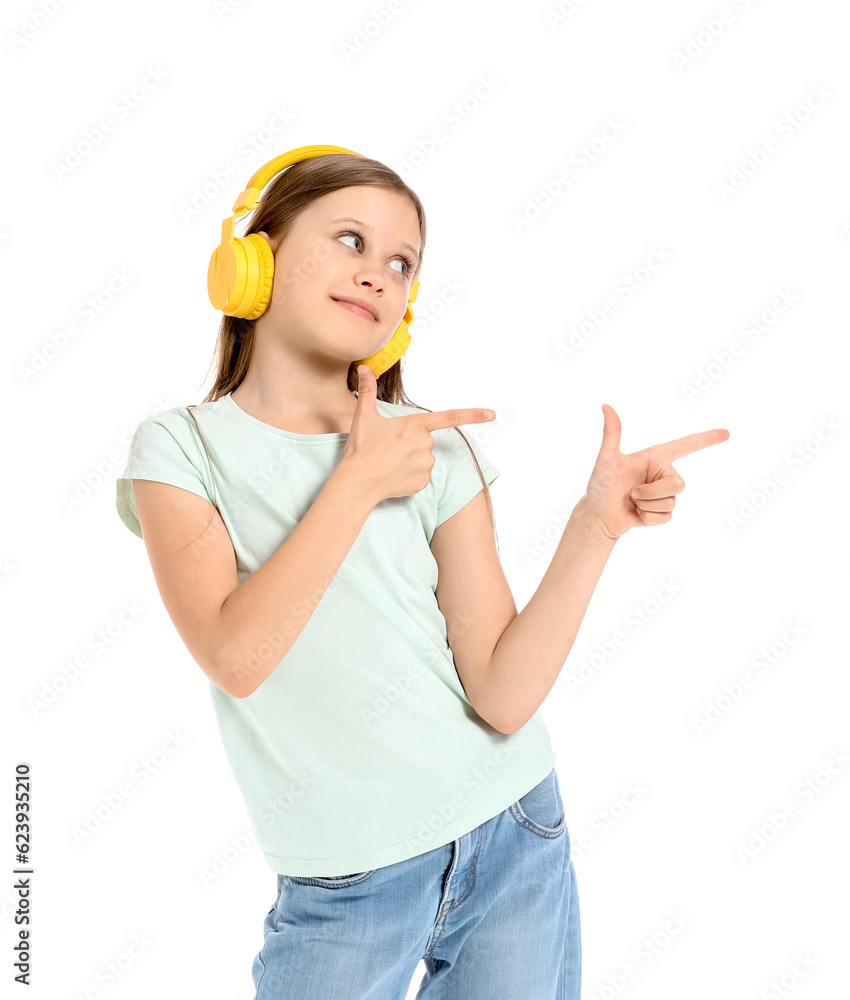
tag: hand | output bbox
[578,404,730,542]
[342,365,496,505]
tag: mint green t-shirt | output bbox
[116,391,556,876]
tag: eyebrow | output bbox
[327,216,420,263]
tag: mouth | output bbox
[331,296,378,322]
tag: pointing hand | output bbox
[579,404,731,542]
[343,365,496,505]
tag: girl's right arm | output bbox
[133,458,376,699]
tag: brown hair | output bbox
[190,152,498,547]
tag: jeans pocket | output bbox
[510,768,566,838]
[286,870,378,888]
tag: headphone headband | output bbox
[221,144,362,245]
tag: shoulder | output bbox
[129,406,187,450]
[132,402,193,431]
[132,400,220,445]
[125,403,219,474]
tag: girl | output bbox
[116,146,728,1000]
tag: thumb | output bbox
[599,403,622,454]
[353,364,377,412]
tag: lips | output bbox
[331,296,378,321]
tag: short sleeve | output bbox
[431,425,500,529]
[116,408,214,539]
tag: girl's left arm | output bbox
[478,501,617,733]
[432,404,730,734]
[432,492,615,735]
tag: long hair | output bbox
[192,153,498,544]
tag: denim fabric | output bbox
[251,767,580,999]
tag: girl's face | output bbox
[257,185,421,370]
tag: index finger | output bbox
[416,408,496,432]
[652,427,730,463]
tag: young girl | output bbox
[116,145,728,1000]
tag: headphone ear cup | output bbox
[207,232,275,318]
[207,240,235,313]
[241,232,275,320]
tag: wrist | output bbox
[572,497,620,547]
[333,456,379,512]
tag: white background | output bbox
[3,0,849,997]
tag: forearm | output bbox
[218,459,376,698]
[482,497,618,733]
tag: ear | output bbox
[258,230,278,254]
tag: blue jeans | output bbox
[251,767,581,999]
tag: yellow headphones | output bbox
[207,143,420,378]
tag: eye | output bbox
[337,229,416,277]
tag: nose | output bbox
[354,257,383,292]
